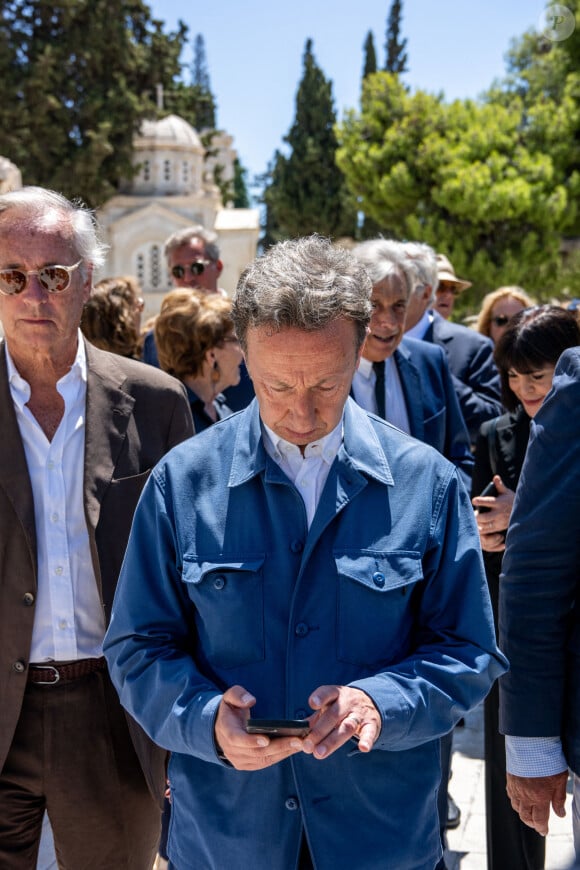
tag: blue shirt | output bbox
[105,397,507,870]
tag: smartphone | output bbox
[477,480,498,513]
[246,718,311,738]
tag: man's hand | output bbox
[472,475,515,553]
[302,685,381,759]
[214,685,304,771]
[506,771,568,835]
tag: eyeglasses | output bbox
[437,282,461,297]
[491,315,510,327]
[171,260,213,280]
[221,335,240,346]
[0,260,83,296]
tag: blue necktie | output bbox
[373,360,386,418]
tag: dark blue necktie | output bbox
[373,360,386,418]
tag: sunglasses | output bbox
[171,260,213,280]
[491,315,510,327]
[0,260,83,296]
[437,282,461,297]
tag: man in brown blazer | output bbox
[0,187,194,868]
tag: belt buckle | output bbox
[32,665,60,685]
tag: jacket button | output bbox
[213,576,226,590]
[13,660,26,673]
[372,572,386,588]
[23,592,35,606]
[290,540,304,554]
[295,623,309,637]
[285,797,299,811]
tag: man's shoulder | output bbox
[86,343,186,396]
[432,314,493,351]
[399,335,446,368]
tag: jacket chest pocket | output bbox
[334,551,423,666]
[181,555,265,669]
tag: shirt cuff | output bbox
[505,735,568,776]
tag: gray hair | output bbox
[0,186,108,271]
[351,238,414,298]
[401,241,438,300]
[232,236,372,353]
[163,225,220,263]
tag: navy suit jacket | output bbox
[499,347,580,774]
[394,338,473,489]
[424,312,502,444]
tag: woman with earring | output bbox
[154,288,243,433]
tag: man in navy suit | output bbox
[402,242,502,445]
[351,239,472,490]
[499,347,580,853]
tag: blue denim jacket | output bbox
[105,397,507,870]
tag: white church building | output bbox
[97,114,260,312]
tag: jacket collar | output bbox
[227,396,394,488]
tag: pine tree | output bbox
[0,0,187,206]
[384,0,408,73]
[264,39,356,240]
[363,31,378,79]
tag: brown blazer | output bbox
[0,339,194,799]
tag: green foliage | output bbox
[264,39,356,241]
[337,68,577,301]
[363,30,377,80]
[232,157,250,208]
[384,0,407,74]
[0,0,187,206]
[172,33,217,130]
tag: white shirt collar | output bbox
[6,330,87,410]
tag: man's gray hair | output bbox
[352,238,415,298]
[401,241,438,300]
[0,186,108,270]
[163,225,220,263]
[232,236,372,352]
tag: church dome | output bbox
[124,114,205,197]
[136,114,204,153]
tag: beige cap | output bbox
[436,254,472,291]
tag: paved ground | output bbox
[38,701,576,869]
[445,703,576,870]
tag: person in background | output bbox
[431,254,472,321]
[403,241,502,446]
[81,275,144,359]
[0,186,194,868]
[104,234,506,870]
[476,286,534,345]
[472,305,580,870]
[351,239,473,490]
[498,344,580,861]
[143,225,254,412]
[154,288,243,433]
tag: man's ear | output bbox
[216,259,223,275]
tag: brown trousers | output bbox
[0,668,160,869]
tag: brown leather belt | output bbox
[27,657,107,685]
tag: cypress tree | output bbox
[264,39,356,240]
[384,0,408,73]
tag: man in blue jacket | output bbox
[105,236,507,870]
[499,346,580,854]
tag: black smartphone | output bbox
[477,480,498,513]
[246,718,311,738]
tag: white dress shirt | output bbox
[405,309,433,340]
[7,335,105,662]
[262,418,343,528]
[351,356,411,435]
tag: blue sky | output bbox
[149,0,548,185]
